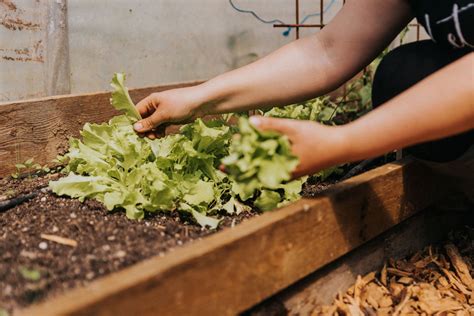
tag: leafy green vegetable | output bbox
[222,117,304,210]
[263,97,338,124]
[254,190,281,211]
[49,73,306,228]
[50,73,245,228]
[11,158,52,179]
[49,117,233,228]
[110,73,141,121]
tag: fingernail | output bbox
[219,164,226,173]
[133,122,143,131]
[249,116,260,127]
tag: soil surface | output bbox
[0,157,387,313]
[0,173,258,313]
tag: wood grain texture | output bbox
[18,159,445,316]
[0,81,203,177]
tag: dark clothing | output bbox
[372,40,473,162]
[412,0,474,49]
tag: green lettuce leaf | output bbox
[222,117,302,210]
[255,190,281,211]
[110,72,141,121]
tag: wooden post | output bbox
[45,0,71,96]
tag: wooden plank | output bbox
[18,158,445,316]
[0,81,203,177]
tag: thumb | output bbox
[249,116,294,134]
[133,112,166,132]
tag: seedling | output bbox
[18,266,41,282]
[11,158,52,179]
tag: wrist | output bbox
[335,123,375,163]
[193,77,232,116]
[295,122,353,177]
[186,84,212,117]
[321,124,355,167]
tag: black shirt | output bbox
[411,0,474,50]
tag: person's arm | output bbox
[251,53,474,178]
[133,0,413,133]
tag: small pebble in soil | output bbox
[4,285,12,295]
[70,212,77,219]
[114,250,126,258]
[86,272,95,280]
[38,241,48,250]
[40,197,46,202]
[52,226,59,233]
[107,235,116,241]
[102,245,111,251]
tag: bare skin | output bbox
[133,0,474,178]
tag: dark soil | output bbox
[0,156,389,313]
[0,173,257,313]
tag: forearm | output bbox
[198,36,336,114]
[134,0,412,133]
[195,0,412,116]
[341,53,474,163]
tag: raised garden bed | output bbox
[0,83,447,315]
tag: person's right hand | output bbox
[133,86,206,138]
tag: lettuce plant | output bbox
[222,117,305,210]
[49,73,302,228]
[262,97,338,123]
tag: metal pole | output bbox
[45,0,71,96]
[295,0,300,39]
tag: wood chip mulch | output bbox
[312,228,474,315]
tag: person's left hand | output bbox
[248,116,348,179]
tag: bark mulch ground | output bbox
[313,227,474,315]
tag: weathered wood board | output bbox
[17,158,445,316]
[0,81,203,177]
